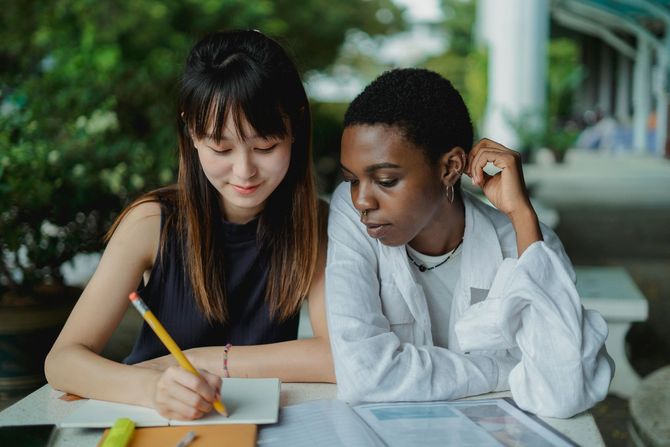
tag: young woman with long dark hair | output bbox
[46,30,333,420]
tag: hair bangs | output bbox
[182,53,288,143]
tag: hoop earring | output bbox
[446,185,454,204]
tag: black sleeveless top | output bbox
[124,202,299,364]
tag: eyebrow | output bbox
[340,162,401,174]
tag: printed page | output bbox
[449,399,576,447]
[353,401,496,446]
[257,399,385,447]
[353,399,576,447]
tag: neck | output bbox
[408,193,465,256]
[221,199,263,224]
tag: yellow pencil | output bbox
[128,292,228,417]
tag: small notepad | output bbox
[61,378,280,428]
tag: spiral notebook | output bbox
[60,378,280,428]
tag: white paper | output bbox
[258,400,384,447]
[354,399,575,447]
[258,398,576,447]
[353,401,498,446]
[60,377,280,428]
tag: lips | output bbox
[364,222,390,239]
[231,183,261,195]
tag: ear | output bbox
[438,147,466,187]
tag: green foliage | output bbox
[547,38,584,122]
[311,101,348,193]
[0,0,403,294]
[423,0,486,131]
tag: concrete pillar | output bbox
[582,38,599,113]
[480,0,550,149]
[598,44,613,115]
[633,36,652,153]
[616,52,632,124]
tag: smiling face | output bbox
[340,124,454,249]
[191,112,292,223]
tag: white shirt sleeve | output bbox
[326,186,517,404]
[454,239,614,418]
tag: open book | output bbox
[60,378,280,428]
[257,398,577,447]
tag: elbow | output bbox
[321,342,337,383]
[336,376,385,404]
[311,335,337,383]
[333,362,381,404]
[43,348,63,391]
[336,380,368,404]
[318,347,337,383]
[511,371,612,419]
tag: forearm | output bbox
[509,206,543,256]
[45,345,160,407]
[188,337,335,383]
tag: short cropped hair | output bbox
[343,68,473,164]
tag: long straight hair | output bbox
[108,30,318,323]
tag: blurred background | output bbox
[1,1,669,445]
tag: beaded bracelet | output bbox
[222,343,232,378]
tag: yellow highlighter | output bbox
[128,292,228,417]
[101,418,135,447]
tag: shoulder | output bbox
[118,201,162,230]
[328,182,357,218]
[326,182,378,253]
[327,182,361,228]
[108,201,163,266]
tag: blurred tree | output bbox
[0,0,404,294]
[423,0,487,132]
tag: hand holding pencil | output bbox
[128,292,228,416]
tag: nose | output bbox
[233,151,257,180]
[352,182,377,216]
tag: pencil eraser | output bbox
[128,292,140,302]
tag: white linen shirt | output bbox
[325,182,614,418]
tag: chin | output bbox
[377,235,407,247]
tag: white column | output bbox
[616,52,632,124]
[480,0,550,149]
[598,44,613,115]
[633,36,652,153]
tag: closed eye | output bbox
[254,143,279,153]
[377,178,398,187]
[208,146,232,155]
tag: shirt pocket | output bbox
[380,280,415,331]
